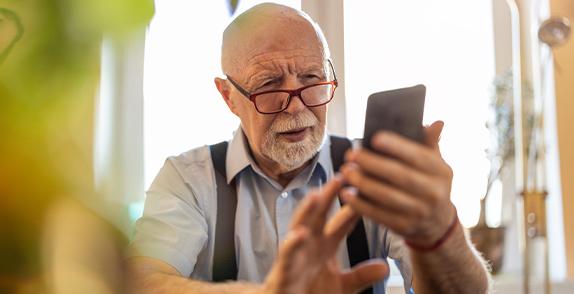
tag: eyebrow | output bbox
[248,74,279,85]
[252,64,324,80]
[299,63,326,74]
[301,62,331,79]
[242,74,279,92]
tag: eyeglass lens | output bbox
[255,84,335,113]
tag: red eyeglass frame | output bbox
[226,59,338,114]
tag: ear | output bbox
[214,77,239,116]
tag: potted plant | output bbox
[470,68,533,273]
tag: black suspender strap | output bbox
[210,141,238,282]
[210,136,372,293]
[330,136,373,294]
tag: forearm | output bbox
[409,224,491,294]
[126,272,261,294]
[124,257,262,294]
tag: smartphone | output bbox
[362,84,426,151]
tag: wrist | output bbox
[404,207,459,253]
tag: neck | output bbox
[253,153,311,188]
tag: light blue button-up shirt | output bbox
[125,126,413,293]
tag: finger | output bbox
[423,120,444,152]
[277,225,309,269]
[340,163,424,215]
[341,259,389,294]
[344,148,437,198]
[315,175,346,224]
[324,204,361,245]
[340,188,416,236]
[368,131,446,174]
[271,226,312,290]
[290,191,320,229]
[297,175,345,236]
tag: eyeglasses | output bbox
[226,59,338,114]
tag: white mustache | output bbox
[269,111,318,133]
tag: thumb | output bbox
[424,120,444,151]
[340,259,389,294]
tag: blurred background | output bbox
[1,0,573,293]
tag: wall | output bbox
[550,0,574,278]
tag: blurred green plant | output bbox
[0,0,153,292]
[0,8,24,65]
[228,0,240,16]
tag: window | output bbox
[344,0,495,228]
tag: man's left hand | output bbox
[340,121,457,248]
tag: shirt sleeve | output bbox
[384,228,414,294]
[124,153,211,278]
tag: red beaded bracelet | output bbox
[404,210,459,253]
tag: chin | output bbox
[263,126,326,172]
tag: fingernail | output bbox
[332,173,343,183]
[338,164,351,176]
[374,132,389,149]
[285,226,306,243]
[311,191,322,202]
[347,186,358,196]
[284,230,296,243]
[341,162,358,174]
[341,188,357,202]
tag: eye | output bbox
[253,80,275,92]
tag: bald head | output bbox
[221,3,330,76]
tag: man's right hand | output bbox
[262,176,389,294]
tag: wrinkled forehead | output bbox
[222,6,325,75]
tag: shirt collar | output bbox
[225,125,333,185]
[226,125,252,184]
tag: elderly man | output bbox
[124,3,491,294]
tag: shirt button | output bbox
[280,192,288,199]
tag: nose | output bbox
[283,94,307,114]
[281,77,307,114]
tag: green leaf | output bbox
[228,0,239,16]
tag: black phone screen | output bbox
[362,84,426,151]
